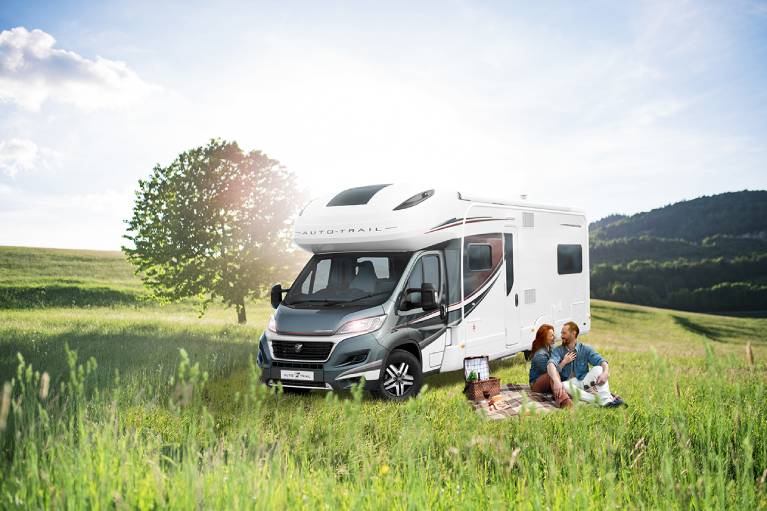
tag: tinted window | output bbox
[557,244,583,274]
[504,234,514,295]
[326,184,391,206]
[468,244,492,271]
[423,255,440,287]
[407,260,424,289]
[463,234,502,300]
[403,254,441,309]
[444,240,461,305]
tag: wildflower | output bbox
[0,382,10,431]
[630,437,646,468]
[508,447,521,470]
[467,435,490,447]
[379,464,390,476]
[40,372,50,400]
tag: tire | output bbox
[371,349,423,401]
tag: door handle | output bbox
[515,293,519,307]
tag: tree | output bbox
[123,139,303,324]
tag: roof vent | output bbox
[523,212,534,228]
[326,184,391,207]
[393,189,434,211]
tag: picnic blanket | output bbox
[470,383,561,420]
[471,383,623,419]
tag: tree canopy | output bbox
[123,139,303,323]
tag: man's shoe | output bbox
[604,397,625,408]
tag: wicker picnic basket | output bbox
[463,355,501,400]
[464,377,501,401]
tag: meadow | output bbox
[1,246,766,509]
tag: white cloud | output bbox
[0,137,58,177]
[0,26,157,110]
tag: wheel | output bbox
[523,350,532,361]
[372,349,423,400]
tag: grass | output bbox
[1,246,767,509]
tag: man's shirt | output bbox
[549,342,606,381]
[528,348,551,385]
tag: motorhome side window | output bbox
[467,244,492,271]
[504,233,514,295]
[462,234,503,300]
[557,244,583,274]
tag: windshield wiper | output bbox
[284,299,340,306]
[338,291,392,304]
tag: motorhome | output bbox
[258,183,590,400]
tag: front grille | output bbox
[271,340,333,361]
[277,379,328,388]
[272,360,323,370]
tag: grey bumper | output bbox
[257,332,386,391]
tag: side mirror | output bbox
[420,283,438,311]
[270,284,283,309]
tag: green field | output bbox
[1,246,766,509]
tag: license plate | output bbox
[280,370,314,381]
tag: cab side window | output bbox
[402,254,441,310]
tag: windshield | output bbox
[283,252,413,308]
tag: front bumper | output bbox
[257,332,385,391]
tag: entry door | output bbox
[462,233,506,358]
[503,229,521,348]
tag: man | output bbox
[546,321,623,407]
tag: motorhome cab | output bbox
[258,183,590,400]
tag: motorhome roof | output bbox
[293,183,586,253]
[457,192,585,214]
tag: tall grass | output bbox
[1,247,766,509]
[1,340,765,509]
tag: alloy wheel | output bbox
[383,362,414,397]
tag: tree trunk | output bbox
[236,301,247,324]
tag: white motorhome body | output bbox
[259,183,590,399]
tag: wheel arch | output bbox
[387,339,422,367]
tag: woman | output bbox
[528,324,573,408]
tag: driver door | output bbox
[396,251,448,369]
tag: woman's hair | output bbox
[531,324,554,355]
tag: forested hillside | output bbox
[589,190,767,312]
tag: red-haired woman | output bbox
[529,324,572,408]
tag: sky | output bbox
[1,0,766,250]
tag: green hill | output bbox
[0,246,146,308]
[590,190,767,313]
[591,190,767,242]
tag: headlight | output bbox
[268,315,277,333]
[336,315,386,335]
